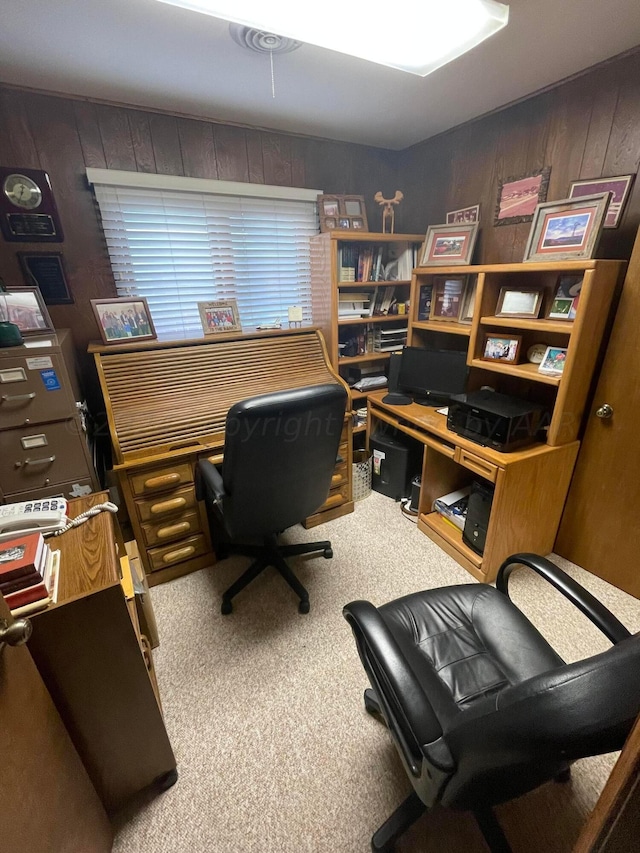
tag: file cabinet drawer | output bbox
[130,463,193,496]
[141,510,201,547]
[0,353,76,429]
[135,485,197,522]
[147,534,209,572]
[453,448,498,483]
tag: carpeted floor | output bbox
[113,491,640,853]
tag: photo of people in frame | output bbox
[92,298,156,343]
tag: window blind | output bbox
[91,179,320,341]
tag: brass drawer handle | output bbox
[150,496,187,515]
[1,392,36,403]
[162,545,195,564]
[322,493,345,509]
[157,521,192,539]
[331,472,345,486]
[143,472,182,490]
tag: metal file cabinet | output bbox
[0,329,99,503]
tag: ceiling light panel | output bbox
[154,0,509,76]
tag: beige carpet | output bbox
[113,491,640,853]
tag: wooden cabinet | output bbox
[0,329,99,503]
[310,231,424,442]
[27,493,176,813]
[367,259,626,582]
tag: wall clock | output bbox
[0,167,64,242]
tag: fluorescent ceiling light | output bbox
[154,0,509,76]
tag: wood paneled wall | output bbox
[0,87,396,406]
[1,47,639,407]
[398,49,640,263]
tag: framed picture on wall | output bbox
[568,174,635,228]
[494,167,551,226]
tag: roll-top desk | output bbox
[90,328,353,586]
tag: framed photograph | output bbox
[417,283,433,320]
[198,299,242,335]
[446,204,480,224]
[548,274,583,320]
[317,194,368,232]
[420,223,478,266]
[0,286,54,335]
[495,167,551,226]
[568,174,635,228]
[495,287,543,319]
[481,334,522,364]
[523,192,611,263]
[459,277,478,323]
[538,346,568,376]
[431,276,466,320]
[91,297,157,344]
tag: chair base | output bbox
[220,535,332,614]
[364,689,513,853]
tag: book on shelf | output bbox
[0,531,47,586]
[9,550,60,617]
[433,487,470,531]
[418,284,433,320]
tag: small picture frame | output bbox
[0,286,54,335]
[568,174,635,228]
[548,274,583,320]
[523,192,611,263]
[317,194,369,232]
[91,297,157,344]
[481,334,522,364]
[431,275,466,320]
[459,277,478,323]
[495,167,551,226]
[495,287,543,319]
[198,299,242,335]
[446,204,480,224]
[417,283,433,320]
[547,297,573,320]
[420,223,478,266]
[538,346,568,376]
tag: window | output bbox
[87,169,320,340]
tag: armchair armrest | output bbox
[343,600,451,775]
[195,458,226,505]
[496,553,631,645]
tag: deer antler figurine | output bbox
[374,190,404,234]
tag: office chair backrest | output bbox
[221,383,347,539]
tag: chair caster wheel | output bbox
[221,599,233,615]
[324,548,333,559]
[299,600,310,614]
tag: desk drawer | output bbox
[318,482,349,512]
[331,463,348,488]
[130,463,193,496]
[454,448,499,483]
[147,533,208,572]
[141,510,201,547]
[135,485,197,522]
[0,354,75,429]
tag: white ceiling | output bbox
[1,0,640,150]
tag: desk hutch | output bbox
[91,328,353,586]
[368,259,625,582]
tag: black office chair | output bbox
[343,553,640,852]
[196,383,347,615]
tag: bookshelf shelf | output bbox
[469,358,562,386]
[479,315,574,334]
[338,315,409,326]
[338,352,391,365]
[412,320,472,336]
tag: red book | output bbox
[3,546,53,609]
[0,533,46,583]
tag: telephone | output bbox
[0,498,69,541]
[0,498,118,542]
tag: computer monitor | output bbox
[398,346,469,406]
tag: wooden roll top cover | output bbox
[91,329,349,463]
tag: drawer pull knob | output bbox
[2,392,36,403]
[162,545,195,564]
[157,521,191,539]
[144,473,182,490]
[150,497,187,515]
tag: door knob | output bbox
[595,403,614,419]
[0,617,32,651]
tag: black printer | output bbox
[447,389,547,452]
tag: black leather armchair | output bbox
[343,553,640,852]
[196,383,347,614]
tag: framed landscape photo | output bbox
[523,192,611,263]
[0,286,54,335]
[568,174,635,228]
[495,287,543,319]
[446,204,480,224]
[430,276,466,320]
[198,299,241,335]
[420,223,478,266]
[91,297,157,344]
[495,167,551,226]
[538,346,568,376]
[481,334,522,364]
